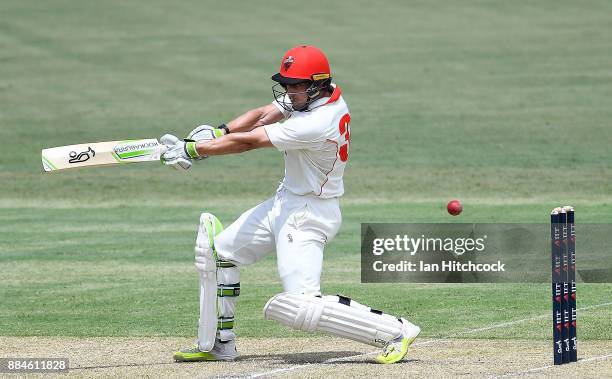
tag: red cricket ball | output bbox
[447,199,463,216]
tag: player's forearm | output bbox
[197,137,254,155]
[226,107,267,133]
[195,130,271,156]
[224,104,284,134]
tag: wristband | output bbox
[217,123,230,135]
[184,141,200,159]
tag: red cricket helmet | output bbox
[271,45,331,85]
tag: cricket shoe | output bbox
[375,318,420,364]
[173,339,239,362]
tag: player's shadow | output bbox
[239,351,417,365]
[68,351,416,370]
[238,351,362,364]
[240,350,359,364]
[68,352,418,371]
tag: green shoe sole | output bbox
[375,335,418,364]
[173,351,219,362]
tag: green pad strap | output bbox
[218,318,234,330]
[217,283,240,297]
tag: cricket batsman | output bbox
[160,45,421,364]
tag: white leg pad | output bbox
[197,272,217,352]
[263,293,404,347]
[195,213,222,352]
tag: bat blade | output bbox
[41,139,167,172]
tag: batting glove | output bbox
[186,124,225,160]
[160,134,201,171]
[187,124,226,141]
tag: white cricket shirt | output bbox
[263,85,351,199]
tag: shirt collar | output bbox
[307,84,342,111]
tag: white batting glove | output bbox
[160,134,200,171]
[187,124,225,141]
[186,125,224,160]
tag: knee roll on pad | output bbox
[263,293,403,347]
[195,213,223,273]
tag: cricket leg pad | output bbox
[263,293,406,347]
[195,213,224,352]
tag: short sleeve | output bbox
[264,117,325,151]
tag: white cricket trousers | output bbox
[214,187,342,295]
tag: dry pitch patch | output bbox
[1,337,610,378]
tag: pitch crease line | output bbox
[489,353,612,378]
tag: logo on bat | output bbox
[113,141,159,160]
[68,147,95,163]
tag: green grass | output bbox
[1,203,610,340]
[1,0,610,341]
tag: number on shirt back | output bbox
[338,113,351,162]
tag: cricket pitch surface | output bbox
[1,337,610,378]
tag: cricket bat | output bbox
[41,139,167,172]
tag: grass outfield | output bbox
[2,202,611,341]
[1,0,610,353]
